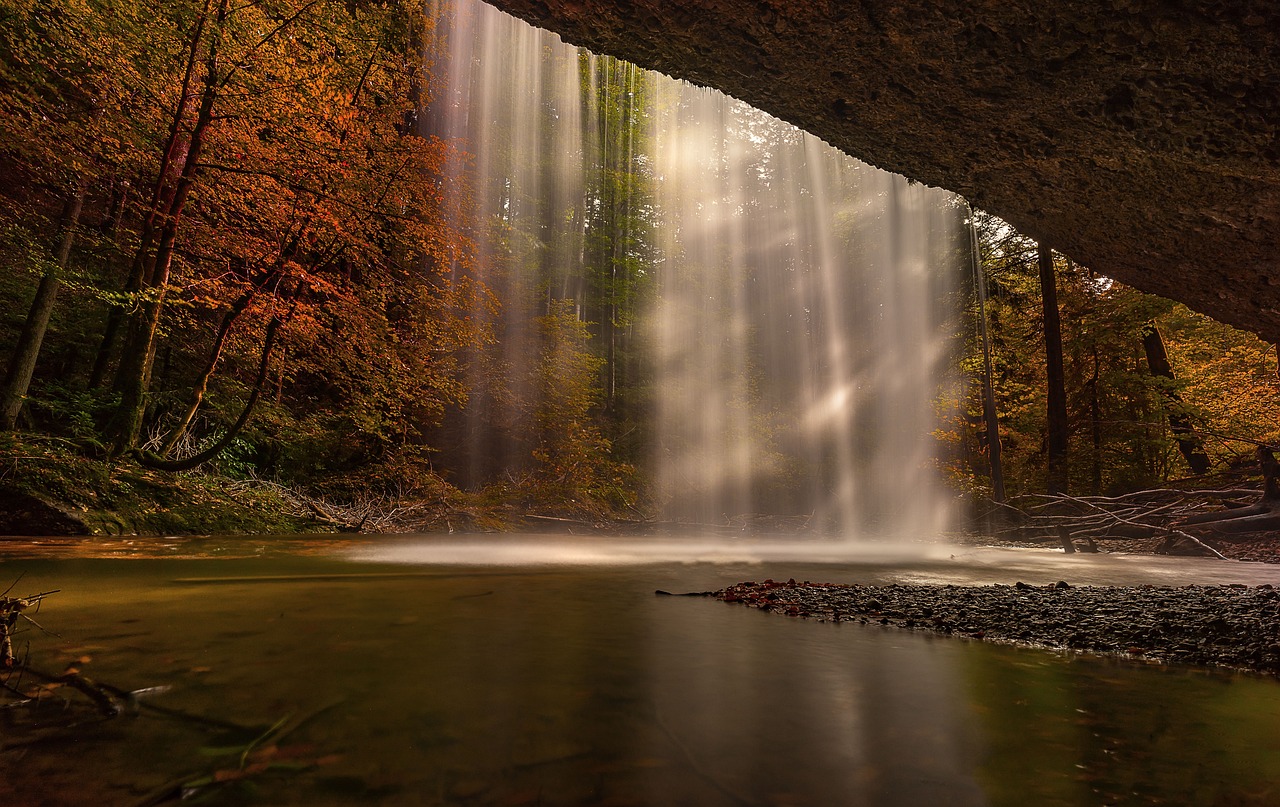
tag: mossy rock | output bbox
[0,488,91,535]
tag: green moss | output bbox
[0,434,320,536]
[0,434,646,537]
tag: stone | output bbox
[483,0,1280,340]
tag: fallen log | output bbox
[994,446,1280,556]
[1176,447,1280,533]
[1180,501,1273,525]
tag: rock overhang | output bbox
[479,0,1280,340]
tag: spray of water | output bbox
[426,0,962,540]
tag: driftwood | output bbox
[996,445,1280,558]
[224,477,374,531]
[305,498,368,532]
[131,698,344,807]
[992,452,1280,561]
[1172,447,1280,534]
[2,586,344,807]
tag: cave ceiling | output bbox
[481,0,1280,341]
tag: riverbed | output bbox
[3,534,1280,806]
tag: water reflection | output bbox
[346,533,1280,588]
[2,536,1280,805]
[644,602,986,805]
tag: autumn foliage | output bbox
[0,0,492,488]
[944,210,1280,501]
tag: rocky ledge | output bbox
[485,0,1280,341]
[707,578,1280,674]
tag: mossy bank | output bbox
[0,435,318,536]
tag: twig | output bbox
[1163,529,1230,560]
[16,665,124,717]
[1,573,25,598]
[131,699,345,807]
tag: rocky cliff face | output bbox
[481,0,1280,340]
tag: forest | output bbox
[1,0,1278,535]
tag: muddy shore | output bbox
[704,578,1280,675]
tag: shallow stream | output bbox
[3,534,1280,806]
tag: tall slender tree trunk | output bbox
[108,1,225,455]
[88,182,132,389]
[1089,346,1103,494]
[968,210,1004,502]
[91,2,211,392]
[0,180,88,430]
[1039,243,1069,495]
[1141,323,1211,474]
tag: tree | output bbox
[0,0,159,429]
[581,57,656,417]
[950,209,1280,501]
[1141,323,1210,474]
[105,0,230,454]
[1039,243,1068,495]
[530,300,609,488]
[0,0,489,487]
[967,207,1005,501]
[0,183,86,428]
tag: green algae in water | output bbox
[967,648,1280,806]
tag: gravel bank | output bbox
[707,578,1280,674]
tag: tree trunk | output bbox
[1141,323,1211,474]
[108,0,226,455]
[1089,345,1103,494]
[1039,244,1069,495]
[0,181,88,430]
[158,251,294,457]
[87,306,124,391]
[968,209,1004,502]
[136,314,284,472]
[91,1,211,392]
[87,182,137,390]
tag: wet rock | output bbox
[710,578,1280,675]
[0,490,90,536]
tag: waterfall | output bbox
[426,0,961,539]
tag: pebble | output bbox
[710,580,1280,674]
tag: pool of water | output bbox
[3,534,1280,806]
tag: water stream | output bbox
[4,535,1280,805]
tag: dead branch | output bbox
[993,447,1280,558]
[1,589,58,668]
[1173,447,1280,535]
[17,665,124,717]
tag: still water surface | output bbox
[3,534,1280,806]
